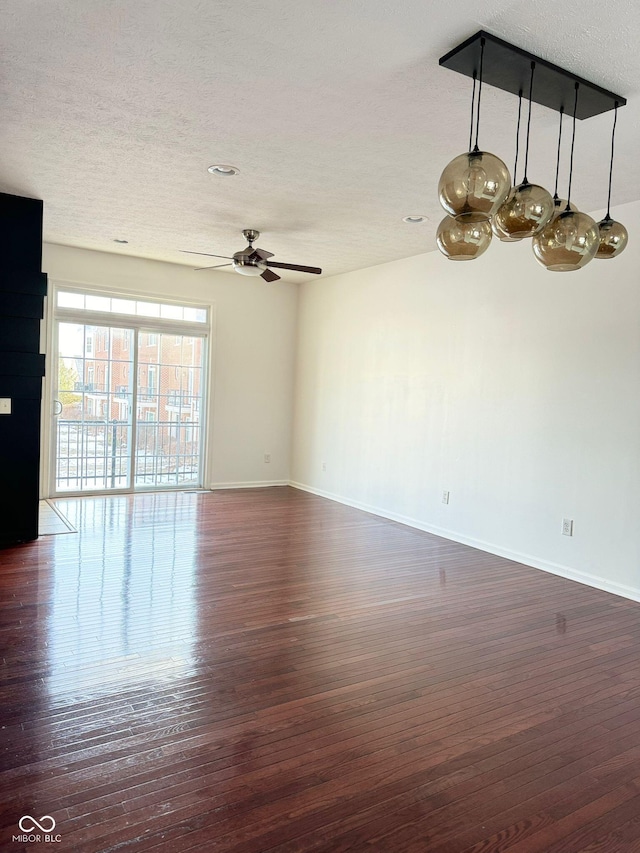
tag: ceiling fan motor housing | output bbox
[232,250,267,276]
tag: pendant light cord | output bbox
[522,62,536,184]
[468,71,477,153]
[566,82,579,210]
[605,101,619,220]
[553,107,564,200]
[513,90,523,181]
[472,38,485,153]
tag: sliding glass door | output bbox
[135,331,204,488]
[51,288,209,495]
[54,322,135,492]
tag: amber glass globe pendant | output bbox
[492,90,524,242]
[595,102,628,259]
[533,83,599,272]
[492,62,554,241]
[546,108,577,221]
[437,37,511,260]
[436,213,493,261]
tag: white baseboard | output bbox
[210,480,289,490]
[289,481,640,604]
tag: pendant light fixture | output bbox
[532,84,600,272]
[437,66,494,260]
[549,108,577,221]
[595,102,628,259]
[438,38,511,223]
[491,91,525,242]
[491,62,554,240]
[436,213,493,261]
[437,31,628,272]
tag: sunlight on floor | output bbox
[38,500,76,535]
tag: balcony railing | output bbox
[137,386,156,402]
[166,393,198,410]
[74,382,110,395]
[55,419,201,492]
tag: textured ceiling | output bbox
[1,0,639,282]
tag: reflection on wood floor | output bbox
[38,499,76,535]
[2,487,640,852]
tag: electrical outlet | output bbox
[321,461,327,471]
[442,490,450,504]
[263,453,271,464]
[562,518,574,536]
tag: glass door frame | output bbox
[52,318,137,495]
[44,281,212,498]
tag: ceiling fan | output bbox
[181,229,322,282]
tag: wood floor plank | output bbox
[1,487,640,852]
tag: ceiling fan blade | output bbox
[261,268,281,283]
[266,261,322,274]
[194,263,233,271]
[253,248,274,260]
[181,250,233,260]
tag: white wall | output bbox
[291,201,640,601]
[42,243,298,490]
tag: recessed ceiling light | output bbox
[402,215,428,224]
[208,164,240,176]
[113,238,128,243]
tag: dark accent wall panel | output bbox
[0,193,46,544]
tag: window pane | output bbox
[112,298,137,315]
[86,295,111,312]
[160,303,183,321]
[57,291,85,309]
[136,301,160,318]
[56,289,207,325]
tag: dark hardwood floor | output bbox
[2,487,640,852]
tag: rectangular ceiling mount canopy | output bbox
[439,30,625,120]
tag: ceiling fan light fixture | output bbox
[183,229,319,280]
[232,255,268,276]
[207,164,240,176]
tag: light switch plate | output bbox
[0,398,11,415]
